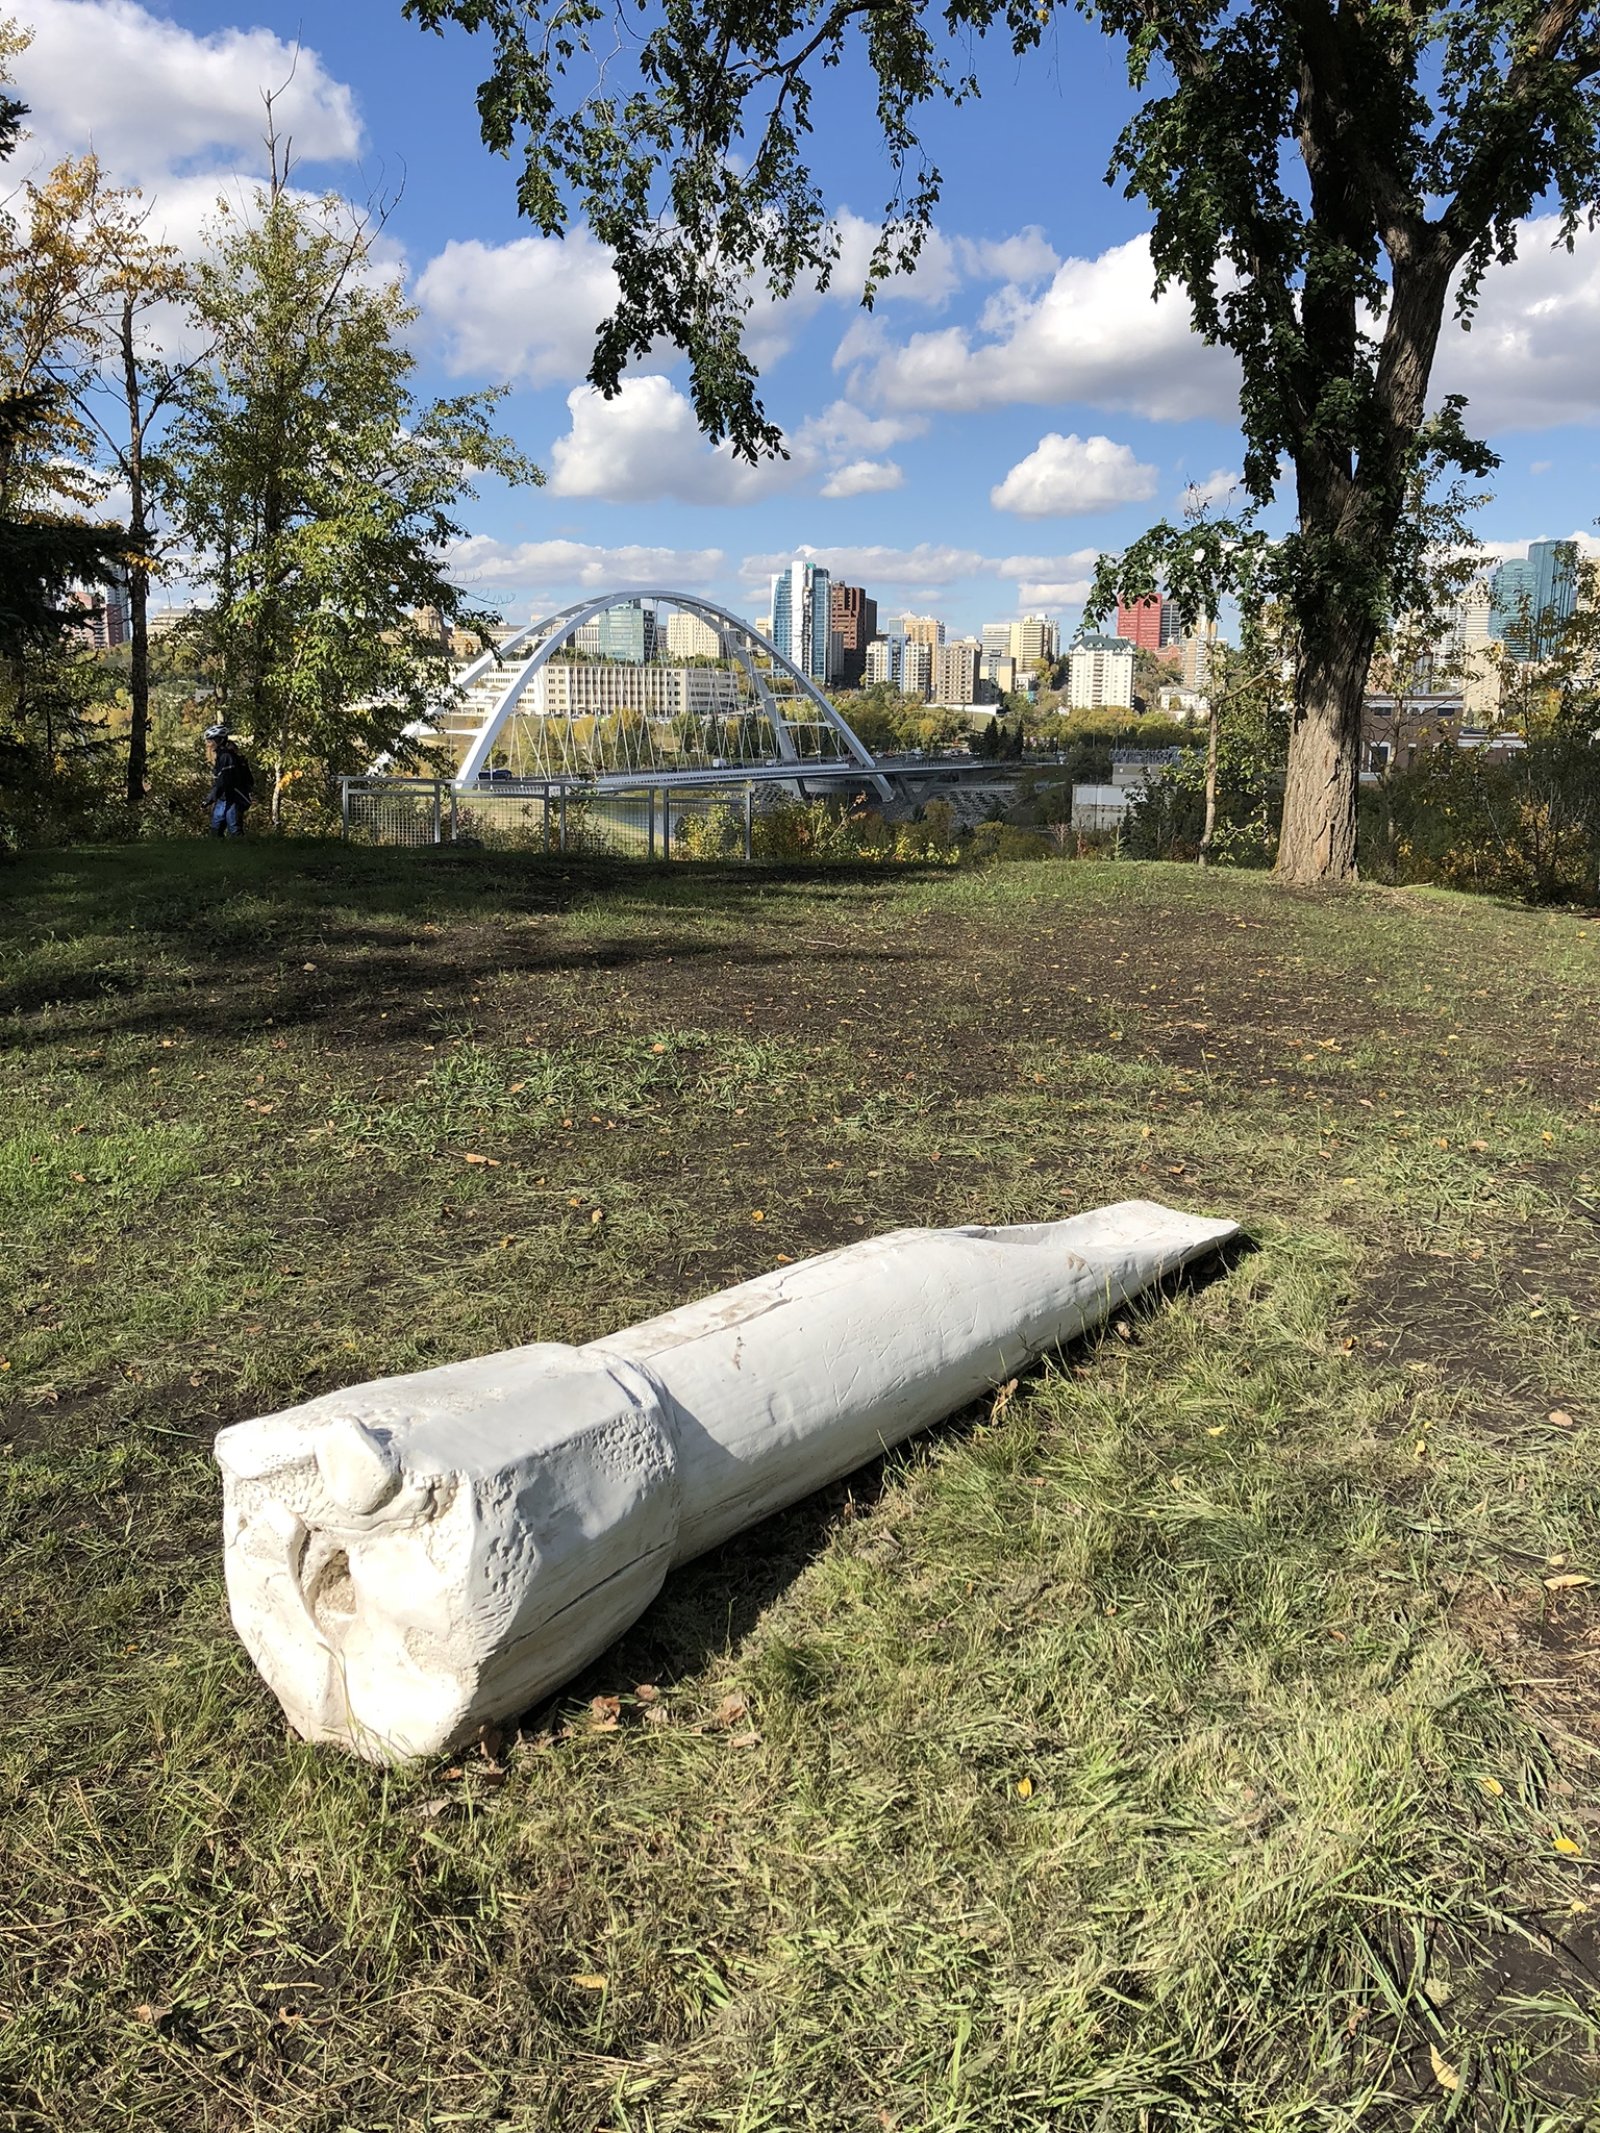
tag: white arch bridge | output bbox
[423,590,893,801]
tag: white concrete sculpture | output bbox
[217,1200,1236,1762]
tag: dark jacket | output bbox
[206,744,254,809]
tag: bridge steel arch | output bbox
[449,590,891,799]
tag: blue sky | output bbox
[12,0,1600,634]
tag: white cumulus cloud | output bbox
[416,233,620,389]
[820,459,904,499]
[990,432,1158,517]
[547,377,800,505]
[1434,216,1600,431]
[448,537,726,599]
[846,233,1240,423]
[13,0,362,186]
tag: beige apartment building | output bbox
[664,610,723,660]
[533,662,743,719]
[935,638,984,705]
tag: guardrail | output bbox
[340,777,758,860]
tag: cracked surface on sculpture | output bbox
[217,1202,1238,1762]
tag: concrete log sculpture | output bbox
[217,1200,1236,1762]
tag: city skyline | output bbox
[15,0,1600,639]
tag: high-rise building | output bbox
[770,560,833,680]
[898,613,944,647]
[865,630,934,699]
[1114,596,1163,654]
[665,610,722,660]
[1158,599,1184,651]
[901,639,933,700]
[1013,614,1059,666]
[597,600,657,663]
[936,638,983,705]
[1490,540,1578,658]
[1177,619,1218,693]
[980,615,1060,672]
[1066,634,1135,711]
[980,622,1013,676]
[67,569,129,650]
[829,583,877,688]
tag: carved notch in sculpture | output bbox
[216,1201,1237,1762]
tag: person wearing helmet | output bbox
[203,724,255,837]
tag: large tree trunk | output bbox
[1276,605,1378,886]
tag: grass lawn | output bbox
[2,841,1599,2131]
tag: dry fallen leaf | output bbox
[1544,1574,1593,1591]
[133,2002,173,2028]
[590,1208,604,1224]
[634,1682,659,1703]
[714,1692,748,1726]
[729,1730,760,1749]
[650,1042,666,1054]
[1549,1410,1575,1428]
[1480,1775,1505,1797]
[1553,1834,1583,1857]
[1429,2043,1460,2093]
[572,1973,608,1991]
[1015,1776,1033,1799]
[461,1152,500,1167]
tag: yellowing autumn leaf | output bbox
[1553,1834,1583,1857]
[1016,1777,1033,1799]
[1479,1776,1505,1797]
[1429,2043,1459,2093]
[572,1973,608,1991]
[1544,1574,1593,1591]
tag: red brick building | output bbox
[830,583,878,688]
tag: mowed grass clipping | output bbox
[2,840,1599,2131]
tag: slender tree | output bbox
[11,152,206,806]
[0,70,127,667]
[406,0,1600,883]
[167,146,540,822]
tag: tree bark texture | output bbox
[1277,607,1377,884]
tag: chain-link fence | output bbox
[341,778,758,861]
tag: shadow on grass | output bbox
[552,1236,1256,1723]
[0,840,946,1046]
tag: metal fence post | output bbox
[449,787,458,844]
[558,786,567,853]
[542,788,551,854]
[743,785,754,862]
[432,783,442,844]
[648,788,657,862]
[340,778,351,840]
[661,791,672,862]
